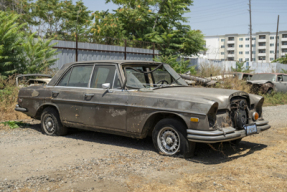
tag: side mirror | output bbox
[102,83,112,93]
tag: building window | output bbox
[245,58,249,61]
[259,50,266,53]
[252,51,256,54]
[270,50,274,54]
[221,45,225,48]
[239,45,243,48]
[221,39,225,42]
[245,51,249,54]
[270,43,274,46]
[282,49,287,53]
[228,37,234,41]
[245,38,249,41]
[239,58,243,62]
[270,36,275,39]
[252,58,255,61]
[282,34,287,38]
[259,35,266,39]
[245,44,249,47]
[270,58,274,61]
[252,44,255,47]
[221,52,224,55]
[259,42,266,46]
[239,38,243,41]
[282,41,287,45]
[239,51,243,54]
[252,38,256,40]
[258,56,266,60]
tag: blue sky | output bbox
[80,0,287,36]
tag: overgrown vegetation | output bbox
[0,76,29,121]
[0,11,58,78]
[272,54,287,64]
[154,55,196,75]
[231,61,251,73]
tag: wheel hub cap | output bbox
[44,117,55,133]
[157,127,180,155]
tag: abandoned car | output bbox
[15,60,271,157]
[16,74,52,87]
[247,73,287,94]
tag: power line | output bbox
[189,13,246,24]
[249,0,252,61]
[189,0,246,10]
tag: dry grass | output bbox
[128,139,287,192]
[215,77,252,93]
[197,62,223,78]
[263,92,287,106]
[0,76,29,122]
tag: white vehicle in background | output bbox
[16,74,52,87]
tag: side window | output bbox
[91,65,116,88]
[277,75,283,82]
[58,68,72,86]
[58,65,93,87]
[283,75,287,82]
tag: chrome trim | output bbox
[187,123,271,143]
[50,98,206,116]
[187,127,236,136]
[15,105,28,112]
[255,120,269,126]
[88,64,96,88]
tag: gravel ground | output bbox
[0,105,287,191]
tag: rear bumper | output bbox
[15,105,28,112]
[187,120,270,143]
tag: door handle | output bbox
[52,91,59,97]
[84,93,94,100]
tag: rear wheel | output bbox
[152,118,195,158]
[41,107,67,136]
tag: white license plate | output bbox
[244,124,258,135]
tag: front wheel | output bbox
[41,107,67,136]
[152,118,195,157]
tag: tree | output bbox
[91,0,206,56]
[272,54,287,64]
[0,11,26,77]
[0,11,58,77]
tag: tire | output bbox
[267,89,273,94]
[41,107,67,136]
[152,118,196,158]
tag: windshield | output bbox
[251,74,276,81]
[124,64,188,89]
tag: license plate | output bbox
[244,124,258,135]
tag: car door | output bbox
[282,75,287,93]
[275,75,286,93]
[80,64,128,131]
[51,64,94,125]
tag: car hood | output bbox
[247,80,271,84]
[151,87,251,110]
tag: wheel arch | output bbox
[140,112,189,139]
[35,104,61,120]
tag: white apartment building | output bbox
[204,31,287,62]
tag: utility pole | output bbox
[275,15,279,60]
[248,0,252,62]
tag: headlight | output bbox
[207,103,218,127]
[252,112,259,121]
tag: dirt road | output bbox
[1,105,287,191]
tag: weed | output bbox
[1,121,27,129]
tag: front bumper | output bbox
[15,105,28,112]
[187,120,270,143]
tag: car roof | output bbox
[49,60,162,86]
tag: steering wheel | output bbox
[156,79,169,86]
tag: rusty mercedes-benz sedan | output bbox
[15,60,271,157]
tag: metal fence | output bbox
[50,39,160,69]
[187,58,287,73]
